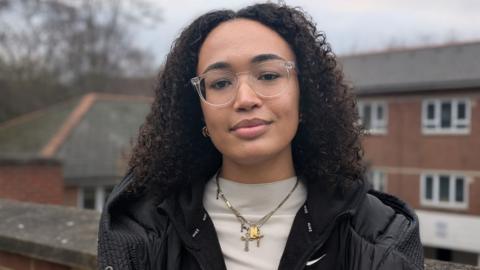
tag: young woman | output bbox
[98,3,424,270]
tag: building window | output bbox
[357,100,387,134]
[367,170,387,192]
[422,98,471,134]
[420,173,468,209]
[82,187,96,210]
[79,185,115,212]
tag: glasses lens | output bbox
[200,70,236,105]
[249,60,291,97]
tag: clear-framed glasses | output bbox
[190,59,296,107]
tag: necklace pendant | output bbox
[239,225,263,251]
[241,234,250,251]
[248,225,260,239]
[215,173,298,253]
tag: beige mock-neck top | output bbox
[203,173,307,270]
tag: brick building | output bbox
[0,93,151,211]
[0,156,64,205]
[341,41,480,266]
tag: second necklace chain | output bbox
[215,171,300,252]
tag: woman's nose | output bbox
[232,76,263,111]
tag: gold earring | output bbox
[202,126,210,137]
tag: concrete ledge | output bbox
[426,259,479,269]
[0,199,99,269]
[0,199,478,269]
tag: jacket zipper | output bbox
[294,211,352,270]
[158,205,209,270]
[186,246,208,270]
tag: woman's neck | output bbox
[220,149,295,184]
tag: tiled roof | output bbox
[0,98,80,154]
[340,41,480,94]
[56,96,151,181]
[0,93,152,184]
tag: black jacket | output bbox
[97,171,424,270]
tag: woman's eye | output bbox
[258,73,280,81]
[210,79,232,90]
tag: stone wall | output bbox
[426,259,480,269]
[0,199,478,270]
[0,199,98,270]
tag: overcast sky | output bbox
[138,0,480,65]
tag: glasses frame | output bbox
[190,60,296,107]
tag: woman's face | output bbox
[196,19,300,165]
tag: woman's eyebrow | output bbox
[202,54,285,74]
[202,62,231,74]
[251,53,285,64]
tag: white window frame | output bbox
[421,98,471,135]
[420,173,469,209]
[357,100,388,135]
[95,186,106,212]
[77,187,84,208]
[369,170,387,192]
[78,186,108,212]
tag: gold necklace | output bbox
[215,172,299,252]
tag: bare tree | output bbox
[0,0,161,122]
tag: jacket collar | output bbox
[277,175,368,269]
[157,175,227,270]
[157,173,368,270]
[107,170,368,270]
[304,175,368,238]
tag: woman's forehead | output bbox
[197,19,295,74]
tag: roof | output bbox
[0,199,99,269]
[0,98,81,154]
[339,41,480,95]
[0,93,152,184]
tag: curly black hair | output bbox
[127,3,365,197]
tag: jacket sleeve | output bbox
[97,208,152,270]
[375,192,424,270]
[97,172,168,270]
[375,212,424,270]
[345,192,424,270]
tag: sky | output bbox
[137,0,480,66]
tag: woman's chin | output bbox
[223,145,290,166]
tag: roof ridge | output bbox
[340,39,480,58]
[0,92,153,131]
[38,92,154,157]
[40,93,98,157]
[0,97,78,130]
[95,92,154,102]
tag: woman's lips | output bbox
[233,124,270,139]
